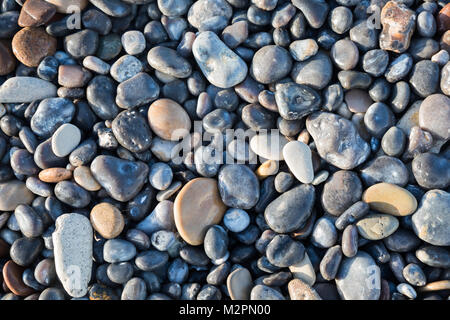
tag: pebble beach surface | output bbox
[0,0,449,301]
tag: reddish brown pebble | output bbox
[3,260,34,297]
[38,167,72,183]
[58,65,92,88]
[12,27,57,67]
[438,3,450,34]
[18,0,56,27]
[0,41,16,76]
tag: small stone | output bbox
[193,31,247,88]
[222,21,248,49]
[311,217,338,248]
[397,283,416,299]
[223,208,250,233]
[416,245,450,268]
[12,27,56,67]
[14,205,44,238]
[288,279,321,300]
[412,190,450,247]
[104,239,136,263]
[418,94,450,141]
[218,164,259,209]
[149,162,173,191]
[403,263,426,287]
[227,267,252,300]
[50,123,81,157]
[90,202,125,239]
[58,65,91,88]
[349,19,378,52]
[249,132,289,161]
[0,11,20,39]
[83,56,110,75]
[250,284,285,300]
[360,156,409,187]
[110,55,143,83]
[381,126,406,157]
[86,75,119,120]
[291,51,333,90]
[90,155,149,202]
[10,237,43,267]
[362,49,389,77]
[204,225,228,262]
[64,29,99,59]
[38,168,72,183]
[264,184,315,233]
[289,39,318,62]
[409,60,439,98]
[96,34,122,61]
[379,1,416,53]
[174,178,226,246]
[148,46,192,79]
[344,89,373,113]
[335,251,381,300]
[291,0,328,29]
[54,181,91,208]
[52,213,92,297]
[274,82,321,120]
[187,0,232,32]
[289,253,316,286]
[412,153,450,189]
[338,71,372,90]
[320,245,342,281]
[383,229,421,253]
[3,260,34,296]
[283,141,314,184]
[19,0,56,27]
[73,166,101,192]
[30,98,75,138]
[362,183,418,216]
[148,99,191,141]
[331,39,359,71]
[266,235,305,267]
[306,112,370,170]
[112,110,152,153]
[0,77,56,103]
[0,180,34,211]
[356,214,399,240]
[116,72,160,109]
[121,30,146,55]
[437,3,450,33]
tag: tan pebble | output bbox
[12,27,57,67]
[58,65,91,88]
[255,160,279,179]
[288,279,322,300]
[90,202,124,239]
[362,182,417,216]
[227,267,253,300]
[356,213,399,240]
[418,280,450,293]
[148,99,191,141]
[289,253,316,286]
[174,178,226,245]
[297,129,310,145]
[73,166,101,191]
[38,168,72,183]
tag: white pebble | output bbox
[283,141,314,184]
[51,123,81,157]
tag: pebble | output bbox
[264,184,315,233]
[344,89,373,113]
[250,284,285,300]
[116,72,160,109]
[363,183,418,217]
[342,225,358,258]
[218,164,260,210]
[403,263,426,287]
[204,225,228,262]
[112,110,152,153]
[0,41,16,76]
[227,267,252,300]
[110,55,142,83]
[222,21,248,49]
[121,30,146,56]
[331,39,359,71]
[0,180,34,211]
[104,239,136,264]
[52,213,93,297]
[356,214,399,240]
[14,205,44,238]
[135,250,169,272]
[73,166,101,192]
[291,51,332,90]
[274,82,321,120]
[282,141,314,184]
[38,168,72,183]
[416,245,450,268]
[288,279,321,300]
[86,75,119,120]
[10,237,43,267]
[223,209,250,233]
[3,260,34,296]
[412,190,450,247]
[383,229,421,253]
[251,45,292,84]
[335,252,381,300]
[311,217,338,248]
[412,153,450,189]
[292,0,328,29]
[90,203,125,239]
[249,132,289,161]
[54,181,91,208]
[418,94,450,141]
[306,112,370,170]
[187,0,232,32]
[148,99,191,141]
[174,178,226,245]
[148,46,191,79]
[64,29,98,59]
[381,126,406,157]
[409,60,439,98]
[12,27,56,67]
[266,235,305,268]
[50,124,81,158]
[320,245,342,281]
[360,156,409,187]
[0,77,56,103]
[121,278,147,300]
[90,155,149,202]
[397,283,417,299]
[193,31,247,88]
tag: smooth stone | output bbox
[222,21,248,49]
[409,60,439,98]
[356,214,399,240]
[288,279,321,300]
[38,167,72,183]
[110,55,142,83]
[362,183,418,216]
[338,71,372,90]
[2,260,34,296]
[289,252,316,286]
[342,225,358,258]
[54,181,91,208]
[10,237,43,266]
[51,123,81,157]
[321,170,362,216]
[148,46,192,78]
[136,200,174,235]
[149,162,173,191]
[283,141,314,184]
[331,39,359,71]
[311,217,338,248]
[52,213,92,298]
[104,239,136,263]
[64,29,99,59]
[383,229,421,253]
[121,30,145,55]
[10,149,39,176]
[90,155,149,202]
[187,0,232,32]
[418,94,450,141]
[14,205,44,238]
[320,245,342,281]
[227,267,252,300]
[306,112,370,170]
[412,190,450,246]
[249,132,289,161]
[135,250,169,271]
[193,31,247,88]
[0,180,34,211]
[250,284,285,300]
[241,103,276,131]
[218,164,260,210]
[361,156,409,187]
[83,56,110,74]
[31,98,75,138]
[415,246,450,268]
[291,51,332,90]
[73,166,101,192]
[0,41,16,76]
[250,45,292,84]
[274,82,321,120]
[106,262,133,284]
[264,184,315,233]
[112,110,152,153]
[116,72,160,109]
[0,11,20,39]
[223,208,250,233]
[0,77,56,103]
[86,75,119,120]
[412,153,450,189]
[96,34,122,61]
[335,252,381,300]
[381,126,406,157]
[12,27,56,67]
[403,263,426,287]
[266,235,305,268]
[148,99,191,141]
[204,225,228,261]
[289,39,318,62]
[90,202,124,239]
[291,0,328,29]
[344,89,373,113]
[363,49,389,77]
[174,178,226,246]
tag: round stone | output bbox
[110,55,142,83]
[64,29,99,59]
[362,183,418,217]
[90,202,125,239]
[331,39,359,71]
[344,89,373,113]
[12,27,56,67]
[0,180,34,211]
[250,284,285,300]
[291,51,333,90]
[38,168,72,183]
[73,166,101,192]
[381,126,406,157]
[283,141,314,184]
[0,41,16,76]
[289,39,318,62]
[223,208,250,233]
[148,99,191,141]
[112,110,152,153]
[311,217,338,248]
[31,98,75,138]
[103,239,136,263]
[227,267,252,300]
[121,30,146,55]
[174,178,227,246]
[360,156,409,187]
[51,123,81,157]
[356,214,399,240]
[250,45,292,84]
[149,162,173,191]
[147,46,192,78]
[418,94,450,141]
[412,153,450,189]
[204,225,228,261]
[266,235,305,267]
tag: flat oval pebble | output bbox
[0,180,34,211]
[148,99,191,141]
[227,267,252,300]
[148,46,192,78]
[90,202,125,239]
[0,77,56,103]
[51,123,81,157]
[362,183,418,217]
[250,132,289,161]
[12,27,56,67]
[356,214,399,240]
[174,178,226,246]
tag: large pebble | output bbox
[31,98,75,138]
[112,110,152,153]
[418,94,450,141]
[0,180,34,211]
[51,123,81,157]
[283,141,314,184]
[250,45,292,84]
[90,203,125,239]
[148,46,192,78]
[227,267,252,300]
[148,99,191,141]
[12,27,56,67]
[0,77,56,103]
[249,132,289,161]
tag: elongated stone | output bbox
[0,77,56,103]
[362,183,418,216]
[283,141,314,184]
